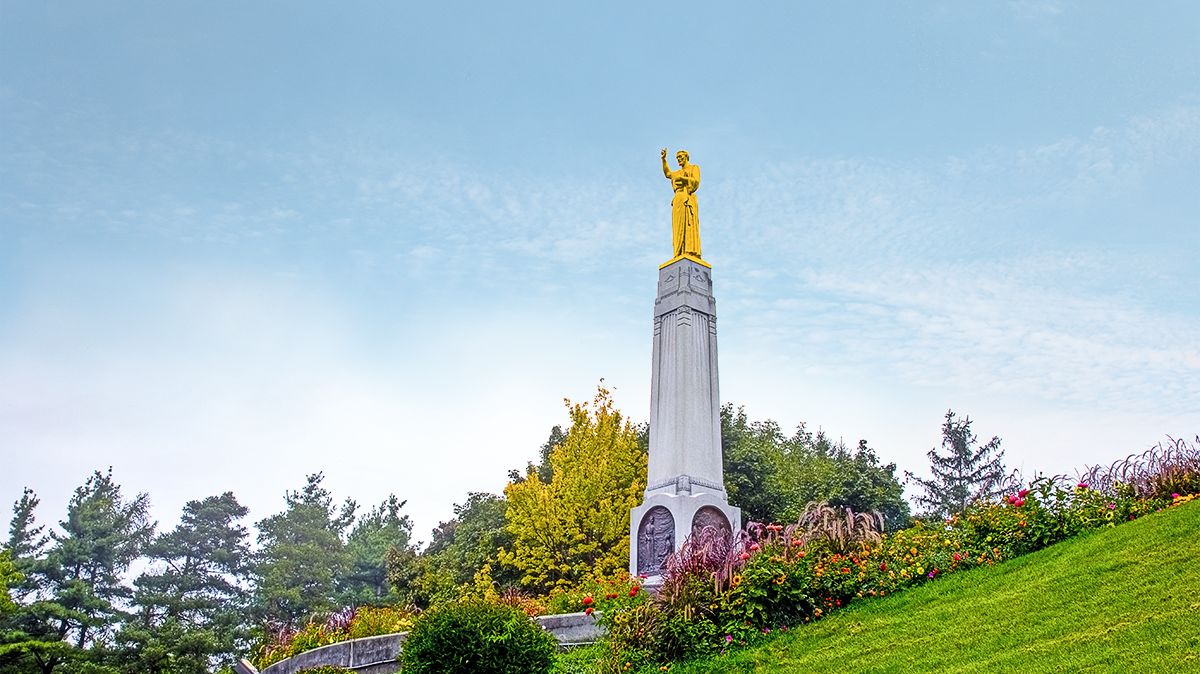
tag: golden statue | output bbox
[661,148,709,268]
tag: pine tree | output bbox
[1,470,153,674]
[116,492,252,674]
[906,410,1009,518]
[340,494,414,606]
[252,473,356,626]
[5,488,47,601]
[46,469,154,648]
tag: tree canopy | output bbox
[722,405,911,530]
[500,386,647,592]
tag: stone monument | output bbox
[629,149,741,583]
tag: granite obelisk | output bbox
[630,150,740,581]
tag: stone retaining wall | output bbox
[243,611,601,674]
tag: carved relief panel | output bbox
[691,506,732,541]
[636,506,675,575]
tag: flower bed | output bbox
[591,479,1197,671]
[255,606,415,669]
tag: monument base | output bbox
[629,488,741,586]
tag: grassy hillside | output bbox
[665,500,1200,673]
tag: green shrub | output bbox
[399,601,557,674]
[298,667,352,674]
[348,605,414,639]
[545,572,640,615]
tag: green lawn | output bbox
[657,500,1200,673]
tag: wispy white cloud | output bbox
[3,98,1197,534]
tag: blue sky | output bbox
[2,1,1198,542]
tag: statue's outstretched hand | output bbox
[661,148,668,159]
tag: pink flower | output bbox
[739,552,751,560]
[725,634,733,643]
[1077,482,1089,490]
[1018,489,1029,498]
[1014,498,1025,507]
[749,543,761,552]
[1172,493,1181,499]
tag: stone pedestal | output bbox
[630,258,741,582]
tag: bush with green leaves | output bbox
[399,600,557,674]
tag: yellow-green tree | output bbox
[500,386,647,593]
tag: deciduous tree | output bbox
[500,387,647,593]
[722,405,911,530]
[393,492,514,607]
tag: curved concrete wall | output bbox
[252,611,601,674]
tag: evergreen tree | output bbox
[508,426,567,485]
[115,492,251,674]
[340,494,414,606]
[45,469,154,648]
[906,410,1009,518]
[252,473,356,627]
[5,488,47,601]
[500,386,647,593]
[1,470,153,674]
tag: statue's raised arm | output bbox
[661,149,703,264]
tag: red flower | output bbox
[879,562,887,571]
[953,552,962,562]
[749,543,761,552]
[585,607,594,616]
[629,587,640,597]
[1018,488,1029,498]
[1014,498,1025,507]
[582,596,593,606]
[739,552,751,560]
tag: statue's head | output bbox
[676,150,689,166]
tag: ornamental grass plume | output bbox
[798,502,885,555]
[1078,436,1200,500]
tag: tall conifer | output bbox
[907,410,1009,518]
